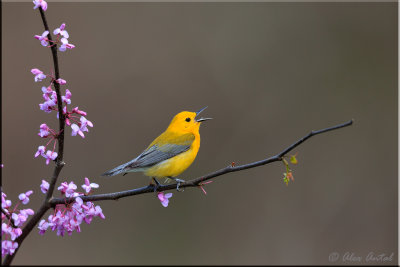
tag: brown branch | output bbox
[2,7,66,266]
[38,0,65,200]
[49,119,353,205]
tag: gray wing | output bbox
[127,143,190,169]
[101,133,194,177]
[101,144,191,176]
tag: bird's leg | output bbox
[168,177,185,192]
[151,177,162,192]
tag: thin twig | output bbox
[1,207,17,228]
[50,119,353,205]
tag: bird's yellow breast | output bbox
[144,134,200,178]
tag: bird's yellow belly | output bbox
[144,148,197,178]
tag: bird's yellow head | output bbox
[167,106,212,134]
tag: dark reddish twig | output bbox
[1,207,17,228]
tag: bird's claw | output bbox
[173,178,185,192]
[176,182,184,192]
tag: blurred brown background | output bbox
[2,2,397,265]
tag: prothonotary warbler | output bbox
[101,107,212,190]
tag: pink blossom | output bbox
[34,30,49,46]
[62,107,91,129]
[39,101,56,113]
[1,223,21,241]
[2,193,12,209]
[57,181,77,197]
[11,213,28,227]
[39,97,56,113]
[10,228,23,241]
[157,192,173,207]
[82,202,105,224]
[2,240,18,256]
[57,182,68,193]
[45,150,57,165]
[72,107,87,116]
[32,0,47,11]
[31,68,42,75]
[18,190,33,205]
[40,88,57,113]
[35,147,59,165]
[95,206,105,219]
[71,116,93,138]
[59,38,75,52]
[2,199,12,209]
[31,68,46,82]
[41,180,49,194]
[41,86,52,94]
[38,220,53,235]
[34,146,46,158]
[56,78,67,85]
[20,209,35,217]
[38,123,50,138]
[2,223,11,235]
[80,116,93,130]
[81,177,99,194]
[53,23,69,38]
[71,124,83,137]
[62,89,71,104]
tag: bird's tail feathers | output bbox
[101,161,133,177]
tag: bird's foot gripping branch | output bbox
[1,1,353,265]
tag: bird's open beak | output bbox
[195,106,213,122]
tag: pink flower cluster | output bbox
[32,68,93,164]
[32,1,93,166]
[38,178,104,236]
[34,23,75,52]
[2,191,35,257]
[34,124,58,165]
[54,23,75,52]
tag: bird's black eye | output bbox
[185,117,191,122]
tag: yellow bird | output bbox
[102,107,212,189]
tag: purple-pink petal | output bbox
[31,68,42,75]
[157,192,172,207]
[41,180,49,194]
[35,146,45,157]
[71,124,79,136]
[41,1,47,11]
[56,78,67,85]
